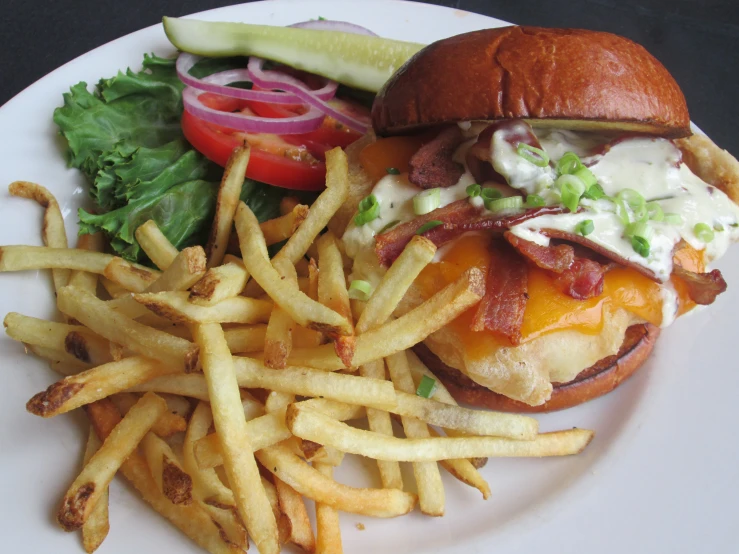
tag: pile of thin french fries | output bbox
[1,146,594,554]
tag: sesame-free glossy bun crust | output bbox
[413,323,660,413]
[372,27,690,138]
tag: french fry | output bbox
[184,402,237,507]
[262,204,309,246]
[4,313,114,365]
[280,196,301,216]
[190,263,249,306]
[256,444,416,518]
[68,233,105,295]
[135,220,179,270]
[206,145,251,268]
[297,398,365,422]
[288,406,595,462]
[25,344,92,374]
[317,232,354,365]
[9,181,70,292]
[107,246,207,319]
[133,290,272,325]
[273,147,349,265]
[102,257,161,293]
[193,322,279,554]
[57,286,199,372]
[81,426,109,553]
[111,393,187,438]
[288,267,485,370]
[386,351,444,516]
[58,392,167,530]
[161,393,193,419]
[26,356,179,417]
[0,246,114,274]
[430,428,491,500]
[100,276,129,299]
[360,360,403,491]
[142,432,194,505]
[200,502,248,550]
[264,259,297,369]
[131,359,398,409]
[234,203,351,336]
[85,399,242,554]
[260,476,292,547]
[314,462,343,554]
[355,235,436,334]
[223,324,267,354]
[274,477,316,552]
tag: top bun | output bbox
[372,26,691,138]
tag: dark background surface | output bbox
[1,0,738,153]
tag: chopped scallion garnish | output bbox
[485,196,523,212]
[413,188,441,215]
[466,184,482,197]
[663,213,684,225]
[525,194,546,208]
[573,167,597,189]
[354,194,380,226]
[416,375,437,399]
[714,223,725,232]
[582,183,605,201]
[575,219,594,236]
[557,174,586,212]
[516,143,550,167]
[646,201,664,222]
[557,151,583,175]
[386,167,400,175]
[631,236,650,258]
[617,188,647,221]
[481,187,503,202]
[416,220,444,235]
[348,280,372,301]
[694,222,715,243]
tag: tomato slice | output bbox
[182,91,371,190]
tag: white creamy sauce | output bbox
[343,124,739,327]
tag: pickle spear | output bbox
[163,17,424,92]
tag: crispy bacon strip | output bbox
[470,240,528,345]
[504,232,575,273]
[408,126,465,189]
[375,204,567,267]
[672,265,727,305]
[542,228,659,282]
[553,259,606,300]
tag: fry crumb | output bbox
[356,523,365,531]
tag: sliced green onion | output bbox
[573,167,597,189]
[525,194,546,208]
[386,167,400,175]
[582,183,605,201]
[575,219,594,236]
[354,194,380,226]
[413,188,441,215]
[613,196,630,225]
[557,152,583,175]
[377,220,400,234]
[631,236,650,258]
[416,220,444,235]
[625,219,652,241]
[466,184,482,197]
[714,223,725,232]
[485,196,523,212]
[617,188,647,221]
[557,174,586,212]
[516,143,550,167]
[481,187,503,201]
[663,213,683,226]
[646,201,664,222]
[348,280,372,301]
[694,222,715,243]
[416,375,437,399]
[731,223,739,228]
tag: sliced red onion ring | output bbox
[247,57,369,134]
[182,87,324,134]
[176,52,338,103]
[288,20,378,36]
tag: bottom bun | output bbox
[413,323,660,412]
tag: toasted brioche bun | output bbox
[413,324,660,412]
[372,26,690,138]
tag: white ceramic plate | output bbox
[1,1,737,553]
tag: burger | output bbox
[330,26,739,412]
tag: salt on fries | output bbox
[2,152,595,553]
